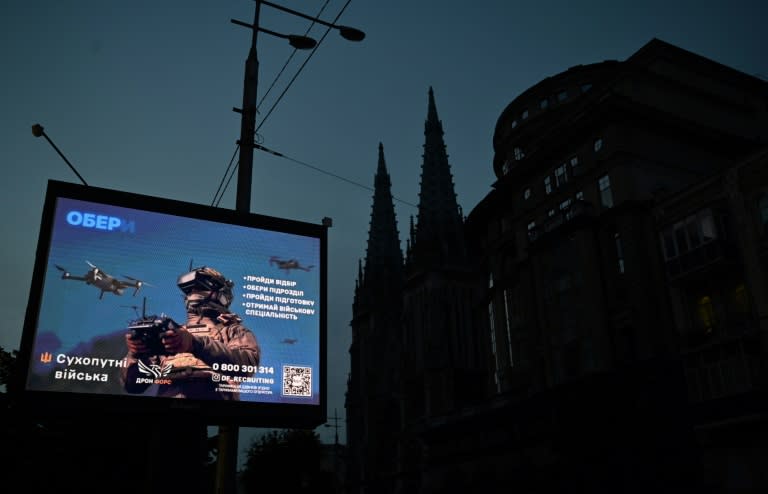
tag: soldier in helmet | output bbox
[121,266,261,400]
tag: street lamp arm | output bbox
[230,19,317,49]
[259,0,365,41]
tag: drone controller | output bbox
[127,315,180,356]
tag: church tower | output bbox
[346,143,404,493]
[403,86,481,411]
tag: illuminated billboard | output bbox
[16,180,326,427]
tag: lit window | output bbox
[558,91,568,102]
[548,209,555,217]
[598,175,613,208]
[555,164,568,187]
[697,295,716,332]
[514,147,525,161]
[614,232,625,274]
[540,98,549,109]
[521,109,529,120]
[527,221,536,232]
[581,83,592,93]
[733,284,749,315]
[576,190,584,201]
[594,138,603,152]
[523,188,531,200]
[544,176,552,194]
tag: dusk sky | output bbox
[2,0,766,464]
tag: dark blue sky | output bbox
[2,0,766,462]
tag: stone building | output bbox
[346,38,768,493]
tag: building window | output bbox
[661,209,718,261]
[581,83,592,93]
[576,190,584,201]
[697,295,716,332]
[521,109,529,120]
[555,164,568,187]
[502,160,512,175]
[511,119,518,129]
[598,175,613,208]
[527,221,537,241]
[569,155,580,176]
[594,137,603,152]
[614,232,625,274]
[548,209,555,217]
[560,198,573,219]
[514,147,525,161]
[488,300,500,392]
[540,98,549,109]
[503,289,514,368]
[759,194,768,234]
[544,176,552,194]
[558,90,568,102]
[523,188,531,200]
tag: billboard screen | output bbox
[16,180,326,427]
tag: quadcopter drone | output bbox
[54,260,149,299]
[269,256,314,273]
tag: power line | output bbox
[255,143,418,209]
[255,0,353,134]
[217,1,352,207]
[212,144,240,207]
[256,0,331,113]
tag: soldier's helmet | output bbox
[177,266,234,313]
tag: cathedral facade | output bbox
[347,39,768,493]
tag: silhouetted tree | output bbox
[0,345,18,395]
[241,428,331,493]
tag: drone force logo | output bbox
[136,360,173,385]
[66,210,135,233]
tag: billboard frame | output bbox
[14,179,327,428]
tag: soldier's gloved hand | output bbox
[161,327,195,355]
[125,333,148,357]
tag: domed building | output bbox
[346,38,768,493]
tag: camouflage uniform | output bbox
[121,266,261,400]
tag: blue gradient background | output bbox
[28,196,321,404]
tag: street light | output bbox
[230,19,317,50]
[259,0,365,42]
[231,0,365,214]
[216,3,363,493]
[31,123,89,186]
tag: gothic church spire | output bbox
[408,87,466,269]
[354,143,403,311]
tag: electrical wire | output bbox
[255,0,353,134]
[216,0,358,207]
[255,143,418,209]
[256,0,331,112]
[211,144,240,207]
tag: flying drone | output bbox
[54,260,149,299]
[269,256,314,273]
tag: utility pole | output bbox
[216,2,262,491]
[221,2,362,491]
[234,1,261,214]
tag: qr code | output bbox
[282,365,312,397]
